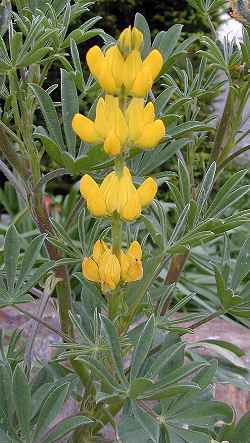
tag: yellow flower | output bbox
[86,26,163,97]
[126,98,165,150]
[120,241,143,282]
[72,96,165,156]
[82,239,143,291]
[79,166,158,221]
[118,26,143,54]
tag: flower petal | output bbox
[137,177,158,207]
[72,114,100,143]
[143,49,163,80]
[136,119,165,149]
[82,257,100,283]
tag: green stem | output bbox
[112,212,122,256]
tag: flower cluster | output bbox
[86,26,163,97]
[80,166,157,221]
[72,96,165,156]
[72,25,165,294]
[83,240,143,293]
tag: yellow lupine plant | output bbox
[83,240,143,293]
[72,25,165,294]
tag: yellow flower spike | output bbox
[82,257,100,283]
[137,177,158,207]
[99,251,121,291]
[104,131,122,156]
[135,120,165,149]
[127,240,142,260]
[86,45,105,79]
[143,49,164,80]
[72,114,101,144]
[93,240,109,265]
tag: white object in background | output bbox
[217,12,243,41]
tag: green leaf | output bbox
[100,315,127,385]
[178,158,191,205]
[168,400,234,427]
[207,169,248,217]
[153,24,183,62]
[140,139,189,175]
[13,365,32,443]
[30,84,65,149]
[147,342,185,378]
[129,378,155,399]
[130,315,155,381]
[61,69,79,157]
[231,410,250,443]
[140,383,200,401]
[10,32,23,63]
[191,341,246,369]
[157,362,208,387]
[118,416,150,443]
[132,401,159,443]
[134,13,151,57]
[40,415,93,443]
[196,162,216,215]
[34,133,63,165]
[4,225,20,293]
[232,237,250,290]
[0,362,14,427]
[19,261,55,297]
[170,427,210,443]
[16,234,46,289]
[18,47,52,67]
[33,383,69,442]
[77,357,122,392]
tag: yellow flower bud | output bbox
[131,27,143,50]
[135,120,165,149]
[137,178,158,207]
[120,241,143,282]
[143,49,163,80]
[80,174,99,200]
[86,45,105,79]
[118,26,143,54]
[104,131,122,156]
[127,240,142,260]
[93,240,109,264]
[82,257,100,283]
[87,190,107,218]
[99,251,121,291]
[80,175,107,217]
[131,66,153,97]
[123,49,143,90]
[120,190,141,221]
[72,114,101,144]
